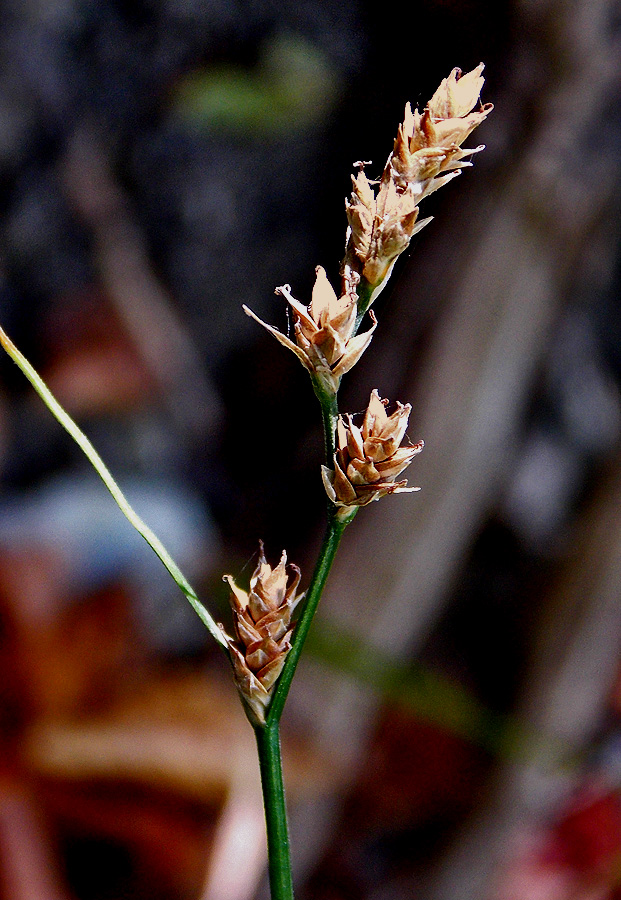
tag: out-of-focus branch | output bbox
[416,452,621,900]
[200,731,266,900]
[61,126,222,441]
[0,782,70,900]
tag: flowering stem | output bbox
[256,506,354,899]
[354,277,376,329]
[311,375,339,460]
[267,506,355,725]
[269,367,358,725]
[254,373,356,898]
[255,722,295,900]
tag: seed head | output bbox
[322,389,424,510]
[222,543,304,725]
[345,64,492,296]
[243,266,376,394]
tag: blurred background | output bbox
[0,0,620,898]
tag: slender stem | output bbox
[310,375,339,461]
[253,370,351,898]
[266,366,357,726]
[255,722,294,900]
[256,319,358,896]
[266,506,355,726]
[255,508,354,898]
[354,277,376,330]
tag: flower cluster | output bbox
[244,266,376,395]
[230,66,490,714]
[345,64,492,295]
[322,389,424,510]
[222,544,304,725]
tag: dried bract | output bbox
[345,64,492,295]
[322,389,424,510]
[222,544,304,725]
[243,266,376,394]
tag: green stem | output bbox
[310,375,339,461]
[266,506,355,726]
[255,722,294,900]
[354,277,375,330]
[254,366,354,898]
[257,507,355,896]
[266,364,357,726]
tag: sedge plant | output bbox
[0,65,491,900]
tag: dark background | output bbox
[0,1,620,899]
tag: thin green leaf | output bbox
[0,324,227,649]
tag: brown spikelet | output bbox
[322,389,424,511]
[243,266,376,394]
[222,543,304,725]
[345,64,492,298]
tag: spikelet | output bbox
[345,64,492,296]
[222,543,304,725]
[243,266,376,395]
[322,389,424,510]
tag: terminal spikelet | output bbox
[345,64,492,295]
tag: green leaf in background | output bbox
[171,33,342,133]
[306,621,571,766]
